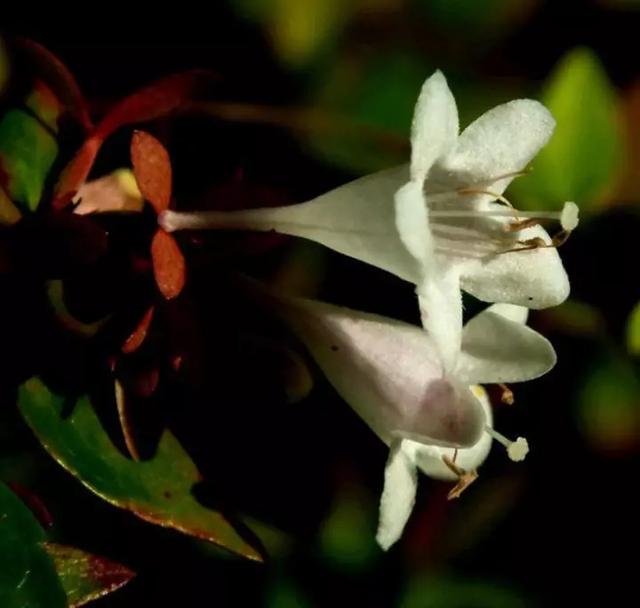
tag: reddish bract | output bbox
[131,131,172,213]
[151,229,186,300]
[122,306,156,354]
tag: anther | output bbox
[442,454,478,500]
[502,202,579,246]
[485,426,529,462]
[499,383,514,405]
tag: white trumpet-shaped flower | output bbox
[268,291,555,550]
[160,71,576,370]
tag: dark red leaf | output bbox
[122,306,156,354]
[94,70,215,140]
[132,367,160,399]
[130,131,172,213]
[15,38,92,132]
[53,70,215,209]
[151,229,185,300]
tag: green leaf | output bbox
[512,47,623,210]
[18,377,263,562]
[44,543,134,608]
[0,482,67,608]
[0,109,58,211]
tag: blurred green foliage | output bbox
[512,48,623,210]
[308,51,420,172]
[400,575,527,608]
[414,0,538,35]
[318,487,378,571]
[626,301,640,355]
[579,354,640,453]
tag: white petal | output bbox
[394,179,433,269]
[486,303,528,325]
[427,99,555,195]
[417,268,463,374]
[412,386,493,480]
[410,71,459,182]
[459,224,570,309]
[456,305,556,385]
[163,166,419,283]
[376,439,418,550]
[279,296,485,448]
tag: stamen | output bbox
[457,188,520,220]
[499,383,514,405]
[502,217,541,232]
[442,454,478,500]
[429,201,580,230]
[502,236,550,253]
[485,426,529,462]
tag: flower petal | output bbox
[279,296,484,447]
[376,439,418,551]
[459,224,570,309]
[162,166,419,283]
[394,180,433,270]
[410,71,459,182]
[417,268,463,374]
[427,99,555,195]
[486,303,528,324]
[412,386,493,481]
[456,305,557,385]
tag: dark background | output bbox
[2,1,639,606]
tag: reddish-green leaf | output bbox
[131,130,172,213]
[0,185,21,225]
[0,482,67,608]
[44,543,134,608]
[16,38,91,131]
[46,280,109,337]
[18,377,262,561]
[151,229,186,300]
[25,80,63,132]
